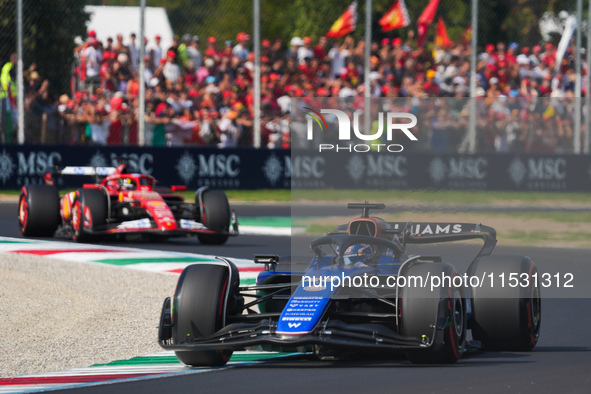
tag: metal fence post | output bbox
[575,0,582,154]
[253,0,261,148]
[0,88,5,143]
[585,0,591,154]
[17,0,24,144]
[138,0,146,146]
[363,0,372,137]
[468,0,478,154]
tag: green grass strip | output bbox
[506,229,591,244]
[93,257,213,266]
[502,211,591,223]
[224,189,291,202]
[239,216,291,227]
[91,352,298,367]
[92,356,181,367]
[178,189,291,202]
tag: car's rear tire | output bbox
[196,189,230,245]
[172,263,238,366]
[467,255,541,351]
[400,262,466,364]
[71,189,108,242]
[18,184,60,237]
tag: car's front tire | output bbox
[172,263,240,366]
[196,189,231,245]
[71,189,108,242]
[400,262,466,364]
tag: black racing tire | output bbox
[18,184,60,237]
[196,189,230,245]
[172,263,237,367]
[467,255,541,352]
[401,262,466,364]
[71,188,108,243]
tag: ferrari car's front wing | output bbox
[79,214,239,237]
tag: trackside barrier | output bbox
[0,145,589,192]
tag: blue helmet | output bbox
[343,244,373,266]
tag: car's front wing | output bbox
[158,298,429,353]
[66,215,239,237]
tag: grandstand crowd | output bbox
[4,29,587,153]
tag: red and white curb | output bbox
[0,351,299,393]
[0,237,264,285]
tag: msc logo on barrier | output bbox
[88,151,154,174]
[0,150,15,185]
[176,151,240,188]
[508,158,566,190]
[428,157,488,189]
[304,107,417,153]
[262,154,326,188]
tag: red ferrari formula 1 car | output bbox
[18,164,238,245]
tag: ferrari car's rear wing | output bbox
[42,166,118,186]
[58,166,117,176]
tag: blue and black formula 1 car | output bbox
[158,203,541,365]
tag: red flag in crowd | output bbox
[378,0,410,32]
[435,17,453,47]
[326,1,357,38]
[417,0,441,46]
[460,24,472,44]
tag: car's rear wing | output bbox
[385,222,497,257]
[58,166,117,176]
[335,203,498,256]
[42,166,117,186]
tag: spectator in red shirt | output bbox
[540,43,555,66]
[204,36,220,62]
[506,42,518,64]
[538,75,552,96]
[99,51,117,93]
[221,40,233,59]
[313,36,327,61]
[423,69,440,96]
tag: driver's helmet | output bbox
[118,178,135,191]
[343,244,373,267]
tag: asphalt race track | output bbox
[2,202,590,393]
